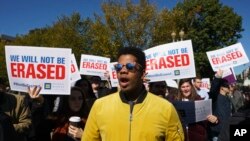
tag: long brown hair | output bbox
[54,87,90,124]
[175,78,198,101]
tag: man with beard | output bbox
[82,47,184,141]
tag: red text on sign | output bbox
[212,51,242,65]
[82,62,107,70]
[112,71,117,79]
[145,54,190,71]
[11,63,65,79]
[71,64,76,73]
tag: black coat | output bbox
[209,77,231,136]
[0,112,17,141]
[218,104,250,141]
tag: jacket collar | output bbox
[119,85,147,104]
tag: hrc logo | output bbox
[44,83,51,89]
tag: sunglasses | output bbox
[114,62,141,72]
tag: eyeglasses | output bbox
[114,62,141,72]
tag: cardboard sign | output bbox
[165,79,178,88]
[79,54,110,77]
[201,78,210,92]
[222,68,237,84]
[144,40,196,82]
[173,99,212,125]
[206,43,249,71]
[70,54,81,84]
[5,46,71,95]
[108,62,119,87]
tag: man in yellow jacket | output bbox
[82,47,184,141]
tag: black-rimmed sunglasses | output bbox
[114,62,138,71]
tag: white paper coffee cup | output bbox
[69,116,81,127]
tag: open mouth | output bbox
[119,77,129,87]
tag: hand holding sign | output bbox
[207,114,218,124]
[28,86,44,105]
[215,69,223,78]
[5,46,72,95]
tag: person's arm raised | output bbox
[27,86,44,106]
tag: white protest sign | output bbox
[201,78,210,91]
[5,46,71,95]
[206,43,249,71]
[79,54,110,77]
[70,54,81,83]
[165,79,178,88]
[173,99,212,124]
[108,62,119,87]
[144,40,196,81]
[195,99,212,122]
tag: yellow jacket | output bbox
[82,92,184,141]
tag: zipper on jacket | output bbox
[129,101,134,141]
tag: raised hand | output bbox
[27,86,44,104]
[215,69,223,78]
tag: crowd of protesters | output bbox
[1,47,250,141]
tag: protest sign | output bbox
[70,54,81,84]
[165,79,178,88]
[79,54,110,77]
[201,78,210,92]
[222,68,237,84]
[173,99,212,125]
[5,46,71,94]
[206,43,249,71]
[108,62,119,87]
[144,40,196,82]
